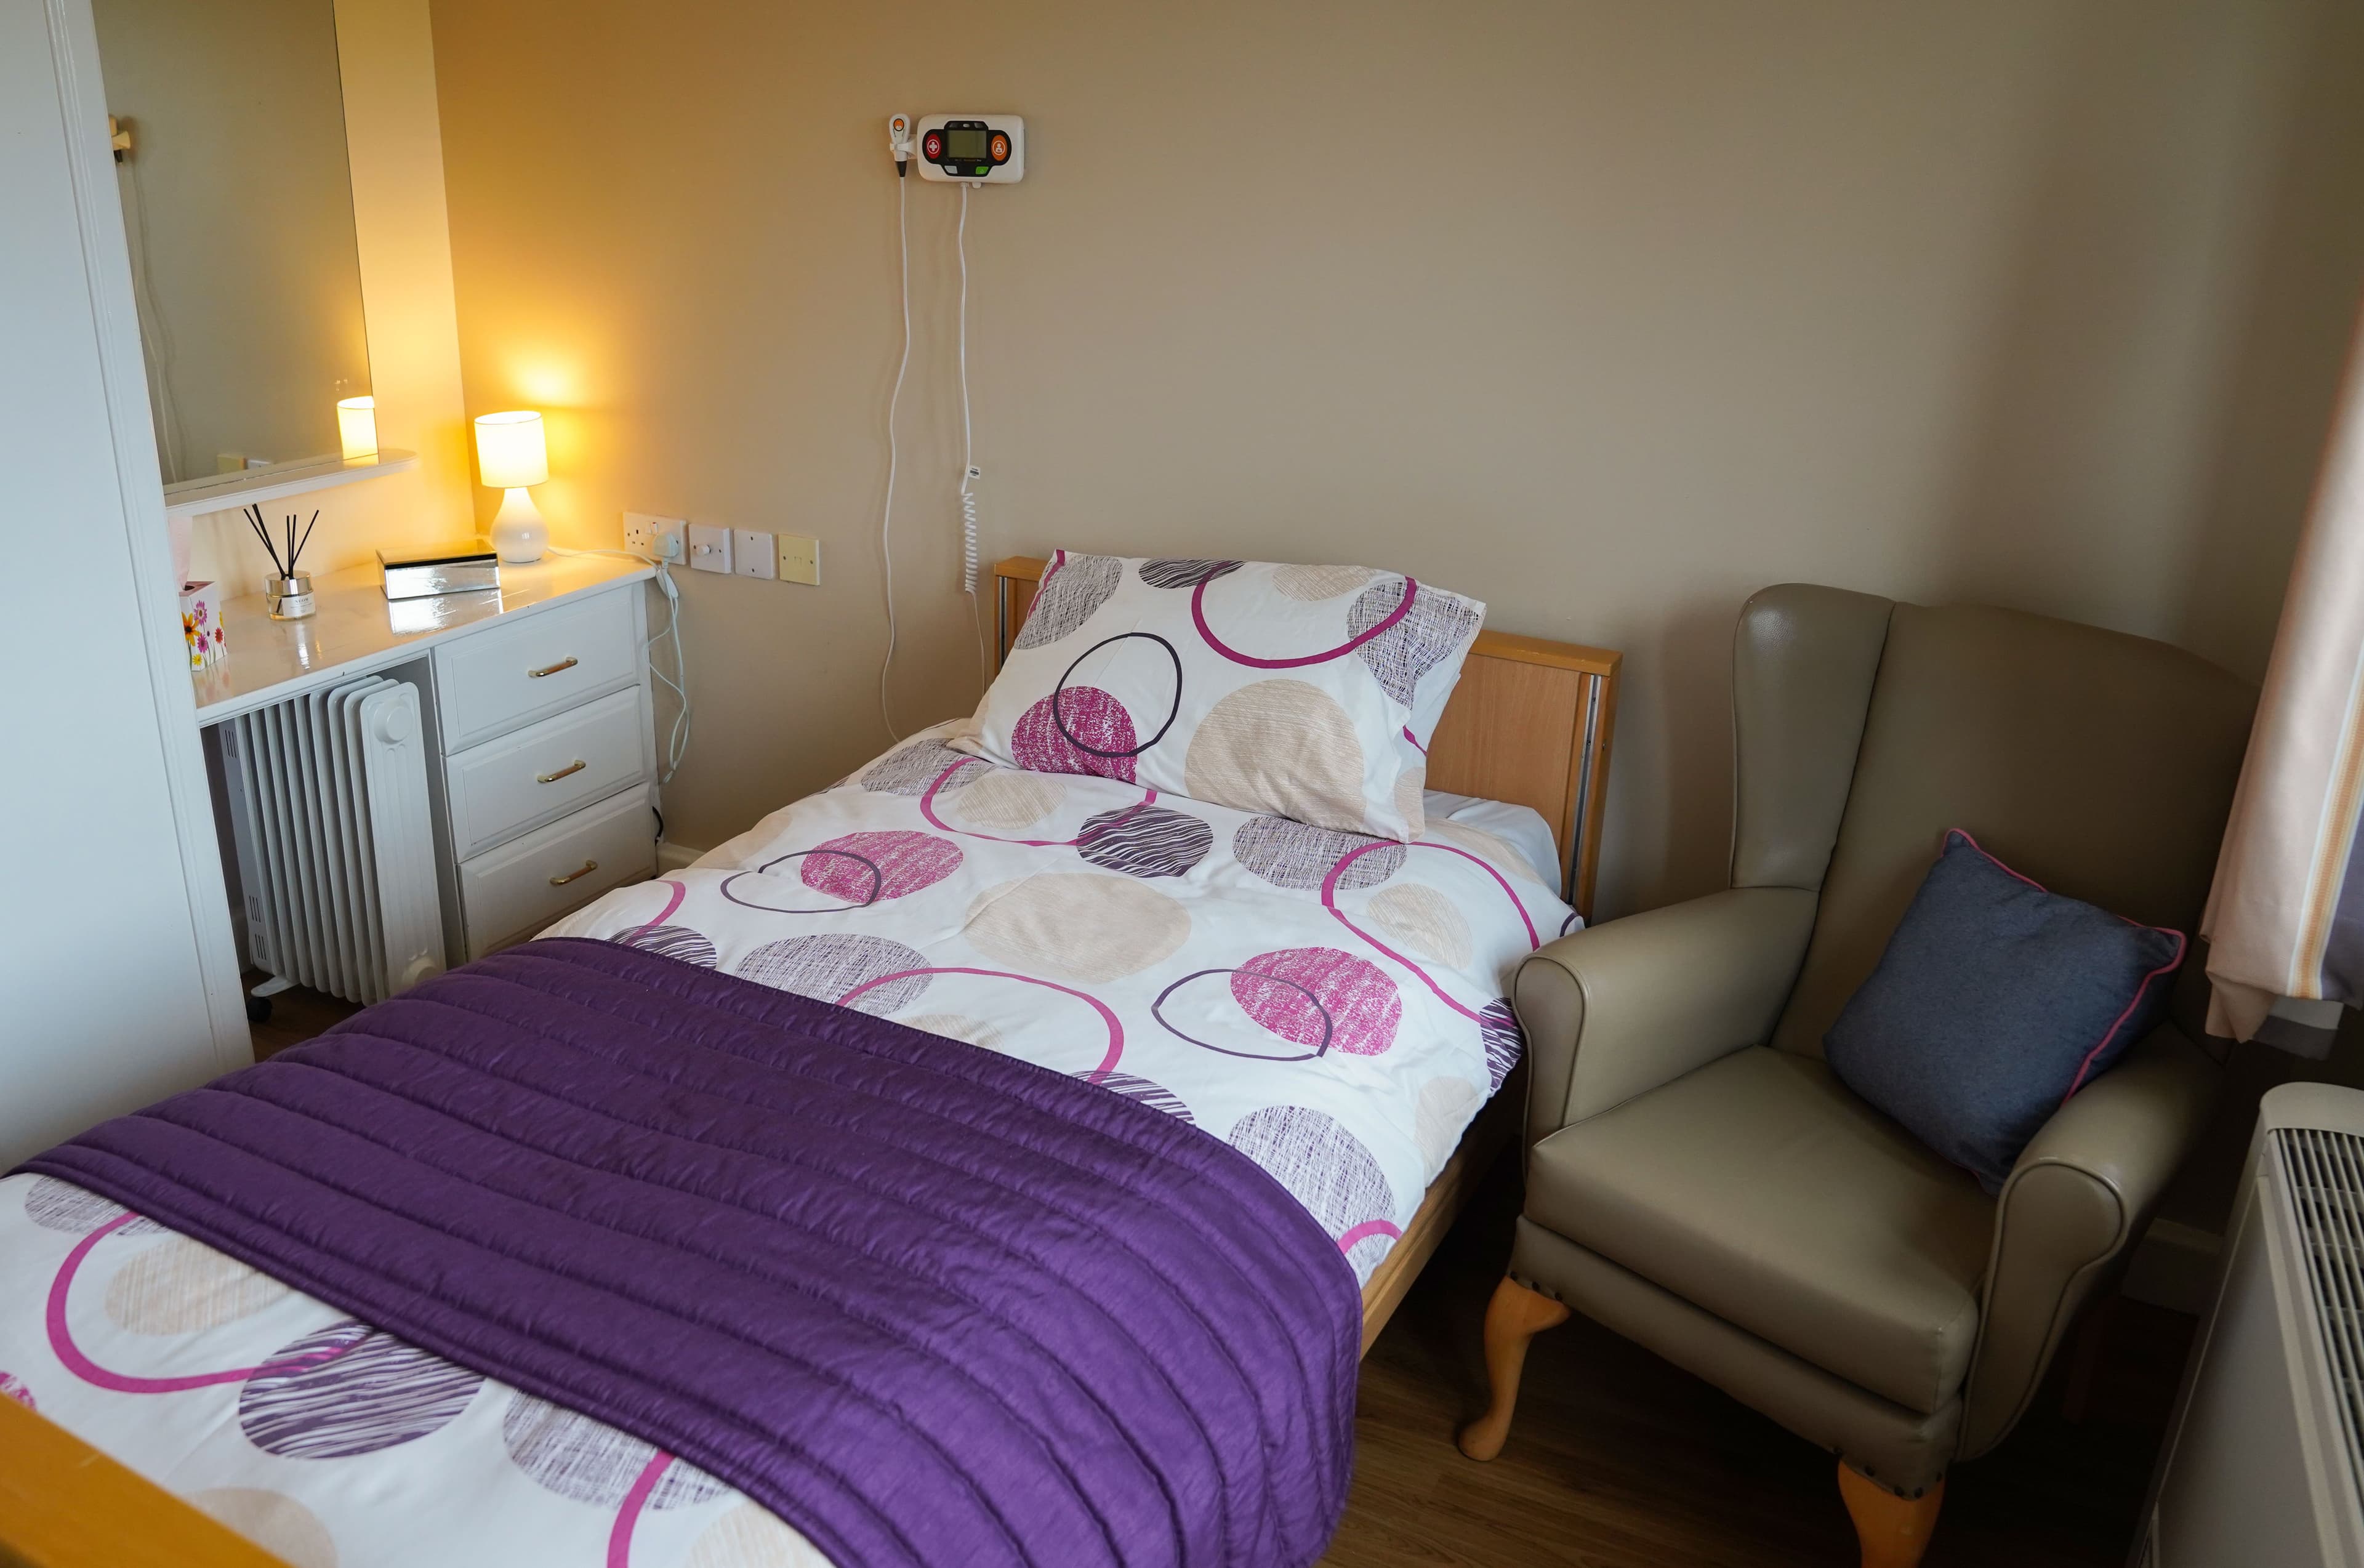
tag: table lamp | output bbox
[475,409,549,563]
[337,396,378,460]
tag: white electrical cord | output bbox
[956,183,989,675]
[875,161,914,741]
[957,182,979,597]
[547,547,691,784]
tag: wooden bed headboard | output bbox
[991,558,1622,917]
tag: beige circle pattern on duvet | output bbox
[949,768,1065,830]
[103,1234,289,1334]
[686,1502,834,1567]
[964,874,1191,983]
[1183,680,1369,836]
[188,1488,338,1568]
[901,1012,1005,1049]
[1365,883,1473,970]
[1271,563,1373,601]
[1425,818,1541,883]
[1415,1077,1484,1180]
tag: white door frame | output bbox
[38,0,251,1073]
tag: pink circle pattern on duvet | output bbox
[1012,686,1138,780]
[238,1321,481,1458]
[798,831,962,903]
[0,1372,34,1410]
[1234,947,1401,1057]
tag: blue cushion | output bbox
[1825,830,2185,1194]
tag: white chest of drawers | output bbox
[195,555,662,969]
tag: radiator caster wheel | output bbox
[246,995,273,1024]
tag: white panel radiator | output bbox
[2141,1082,2364,1568]
[219,675,444,1006]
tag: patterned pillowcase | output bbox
[960,553,1486,839]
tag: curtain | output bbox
[2203,316,2364,1058]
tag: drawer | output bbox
[446,686,649,858]
[459,786,656,959]
[435,587,638,750]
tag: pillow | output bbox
[961,552,1486,838]
[1825,829,2185,1194]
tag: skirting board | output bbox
[2118,1217,2221,1317]
[656,840,704,874]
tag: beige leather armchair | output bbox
[1459,585,2255,1567]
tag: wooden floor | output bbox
[1329,1151,2190,1567]
[241,983,2188,1567]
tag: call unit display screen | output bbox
[943,127,989,161]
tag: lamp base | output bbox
[491,486,547,564]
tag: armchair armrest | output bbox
[1957,1020,2219,1458]
[1513,885,1819,1143]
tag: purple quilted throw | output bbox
[20,939,1361,1567]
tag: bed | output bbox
[0,557,1620,1568]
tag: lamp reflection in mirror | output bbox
[474,409,548,564]
[337,396,378,460]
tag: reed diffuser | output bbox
[246,503,321,619]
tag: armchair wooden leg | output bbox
[1837,1460,1944,1568]
[1457,1275,1570,1461]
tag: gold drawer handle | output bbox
[537,759,587,784]
[549,859,598,886]
[528,656,579,679]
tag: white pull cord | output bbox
[875,162,913,741]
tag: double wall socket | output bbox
[623,512,686,562]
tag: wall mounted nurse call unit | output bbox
[916,115,1024,183]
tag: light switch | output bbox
[686,523,733,574]
[777,534,820,586]
[734,529,777,580]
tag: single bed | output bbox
[0,558,1620,1568]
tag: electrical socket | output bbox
[734,529,777,581]
[686,523,733,574]
[777,534,820,586]
[624,512,686,562]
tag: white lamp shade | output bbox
[336,396,377,460]
[474,409,548,489]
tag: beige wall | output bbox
[428,0,2364,919]
[185,0,475,594]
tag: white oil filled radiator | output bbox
[2140,1081,2364,1567]
[218,675,444,1005]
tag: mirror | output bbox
[94,0,372,491]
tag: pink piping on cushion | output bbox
[619,879,688,945]
[47,1215,358,1393]
[606,1450,672,1568]
[837,966,1127,1078]
[1940,828,2189,1101]
[917,760,1159,849]
[1189,575,1418,669]
[2064,931,2187,1100]
[1337,1218,1402,1255]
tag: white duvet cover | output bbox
[0,729,1575,1567]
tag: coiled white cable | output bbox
[956,182,979,597]
[876,162,913,741]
